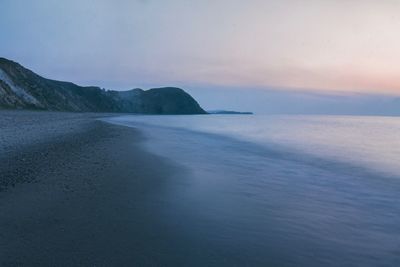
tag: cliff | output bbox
[0,58,206,114]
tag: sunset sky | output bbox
[1,0,400,98]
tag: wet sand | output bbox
[3,111,399,266]
[0,111,180,266]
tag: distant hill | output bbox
[208,110,253,115]
[0,58,206,114]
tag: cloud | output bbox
[1,0,399,95]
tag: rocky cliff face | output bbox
[0,58,206,114]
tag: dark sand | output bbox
[0,111,181,266]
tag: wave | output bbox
[103,115,400,267]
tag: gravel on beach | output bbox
[0,111,178,266]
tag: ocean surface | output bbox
[106,115,400,266]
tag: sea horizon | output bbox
[2,0,400,265]
[102,113,400,266]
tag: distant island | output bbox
[208,110,253,115]
[0,58,206,115]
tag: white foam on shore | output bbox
[103,114,400,267]
[105,114,400,177]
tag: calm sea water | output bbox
[106,115,400,266]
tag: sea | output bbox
[106,114,400,266]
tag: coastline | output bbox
[105,115,400,267]
[0,111,181,266]
[2,111,400,266]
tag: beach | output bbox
[0,111,182,266]
[1,111,400,266]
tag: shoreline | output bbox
[2,111,400,266]
[0,111,181,266]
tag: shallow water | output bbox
[106,115,400,266]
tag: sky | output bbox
[1,0,400,113]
